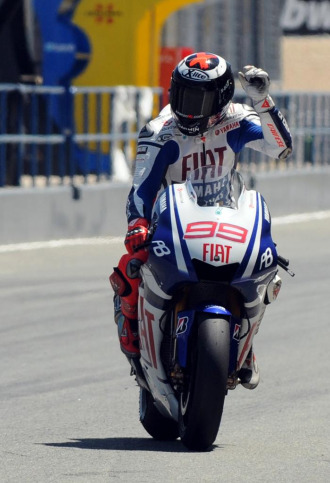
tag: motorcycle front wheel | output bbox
[179,314,230,451]
[139,387,179,441]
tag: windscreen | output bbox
[187,165,234,207]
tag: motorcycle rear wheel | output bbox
[139,387,179,441]
[179,314,230,451]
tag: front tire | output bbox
[179,314,230,451]
[139,388,179,441]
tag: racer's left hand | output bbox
[124,218,149,254]
[238,65,270,104]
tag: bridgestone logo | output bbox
[281,0,330,34]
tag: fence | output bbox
[235,91,330,170]
[0,84,163,187]
[0,84,330,188]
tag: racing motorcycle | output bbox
[129,164,294,451]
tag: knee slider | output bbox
[119,251,148,280]
[109,267,131,297]
[110,251,147,317]
[110,251,145,295]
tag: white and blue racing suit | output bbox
[111,99,292,361]
[127,102,292,224]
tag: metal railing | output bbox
[0,84,330,187]
[235,90,330,170]
[0,84,163,187]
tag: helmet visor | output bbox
[171,84,217,119]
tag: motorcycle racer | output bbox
[109,52,292,389]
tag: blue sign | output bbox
[33,0,90,86]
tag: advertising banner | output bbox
[281,0,330,35]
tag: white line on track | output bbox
[1,210,330,253]
[272,209,330,225]
[0,236,124,253]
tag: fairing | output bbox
[138,166,278,419]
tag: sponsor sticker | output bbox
[233,323,240,341]
[137,145,148,155]
[176,316,189,335]
[181,69,209,81]
[156,133,173,142]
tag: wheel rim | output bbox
[180,387,190,416]
[139,388,147,420]
[179,351,196,421]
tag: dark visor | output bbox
[173,85,217,118]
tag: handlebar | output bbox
[278,255,295,277]
[133,240,152,253]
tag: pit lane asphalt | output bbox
[0,217,329,482]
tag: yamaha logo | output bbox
[182,69,209,81]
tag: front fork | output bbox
[172,305,242,390]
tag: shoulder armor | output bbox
[145,104,177,144]
[138,106,174,140]
[139,123,154,139]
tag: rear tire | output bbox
[179,314,230,451]
[139,388,179,441]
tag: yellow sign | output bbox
[72,0,204,87]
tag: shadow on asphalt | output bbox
[41,437,220,453]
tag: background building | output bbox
[1,0,329,91]
[1,0,329,186]
[162,0,283,82]
[162,0,330,92]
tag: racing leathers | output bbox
[127,100,292,223]
[110,96,292,363]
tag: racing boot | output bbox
[238,347,260,390]
[113,294,140,358]
[110,254,145,359]
[117,315,140,358]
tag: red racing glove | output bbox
[124,218,149,254]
